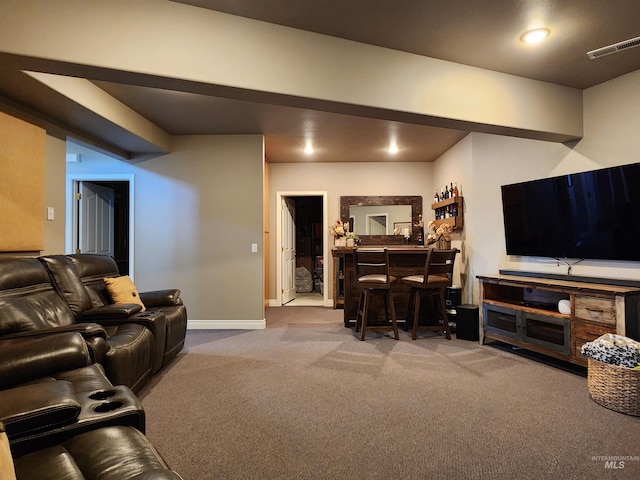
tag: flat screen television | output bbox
[501,162,640,262]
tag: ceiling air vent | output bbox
[587,35,640,59]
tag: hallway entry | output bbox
[277,192,328,307]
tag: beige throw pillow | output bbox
[103,276,146,312]
[0,423,16,480]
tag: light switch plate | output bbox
[251,243,258,253]
[47,207,55,221]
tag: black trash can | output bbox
[456,304,479,341]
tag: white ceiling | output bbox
[2,0,640,162]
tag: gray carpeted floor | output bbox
[139,307,640,479]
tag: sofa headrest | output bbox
[67,254,119,281]
[39,255,93,315]
[0,258,50,291]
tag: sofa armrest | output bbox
[78,304,143,321]
[139,289,182,308]
[0,333,92,389]
[0,381,81,440]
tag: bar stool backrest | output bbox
[353,248,393,289]
[421,248,458,287]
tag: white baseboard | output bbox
[187,319,266,330]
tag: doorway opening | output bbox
[66,175,134,278]
[276,191,328,307]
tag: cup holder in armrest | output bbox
[92,401,124,413]
[88,390,117,401]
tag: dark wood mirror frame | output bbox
[340,195,423,245]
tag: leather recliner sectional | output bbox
[0,332,182,478]
[0,254,187,392]
[0,257,154,392]
[46,254,188,370]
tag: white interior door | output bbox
[78,181,115,256]
[281,197,296,304]
[367,214,388,235]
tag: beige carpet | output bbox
[139,306,640,480]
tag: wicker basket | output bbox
[587,357,640,416]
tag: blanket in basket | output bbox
[581,333,640,368]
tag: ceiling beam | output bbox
[0,0,583,144]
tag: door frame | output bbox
[275,191,328,307]
[66,174,135,280]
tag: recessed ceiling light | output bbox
[521,28,550,44]
[388,144,399,154]
[304,143,314,155]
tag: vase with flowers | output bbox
[329,219,347,247]
[426,220,453,249]
[346,233,360,247]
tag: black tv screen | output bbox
[501,162,640,262]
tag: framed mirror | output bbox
[340,196,423,245]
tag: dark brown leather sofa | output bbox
[0,334,182,479]
[0,257,187,479]
[0,257,155,392]
[0,332,144,457]
[10,425,183,479]
[46,254,188,370]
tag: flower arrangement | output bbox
[426,220,453,245]
[329,219,347,238]
[346,233,360,244]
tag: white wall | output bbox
[67,135,265,327]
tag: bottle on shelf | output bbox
[444,185,449,199]
[434,190,440,203]
[453,182,459,198]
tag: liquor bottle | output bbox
[450,182,454,197]
[453,182,459,198]
[444,186,449,199]
[434,190,440,203]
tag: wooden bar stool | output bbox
[353,248,399,341]
[401,248,458,340]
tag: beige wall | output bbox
[13,67,640,320]
[436,69,640,303]
[267,161,434,304]
[67,135,265,326]
[431,135,473,302]
[43,134,67,254]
